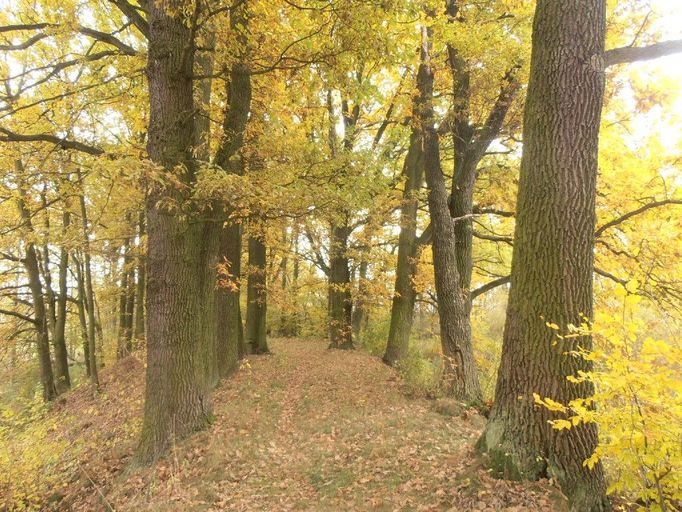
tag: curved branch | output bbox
[471,275,510,300]
[595,199,682,237]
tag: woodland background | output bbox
[0,0,681,510]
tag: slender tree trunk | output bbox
[478,2,609,510]
[245,234,268,354]
[419,28,482,404]
[117,234,133,358]
[291,227,300,337]
[53,205,71,391]
[74,255,90,376]
[76,172,99,390]
[137,0,217,463]
[351,259,368,339]
[384,128,424,364]
[134,212,146,341]
[328,224,353,349]
[15,173,56,401]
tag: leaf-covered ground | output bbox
[40,339,568,511]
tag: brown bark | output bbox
[351,259,368,339]
[136,0,216,463]
[53,202,71,391]
[383,128,424,365]
[328,224,354,349]
[479,2,609,510]
[15,171,56,401]
[76,171,99,390]
[419,28,482,404]
[245,234,268,354]
[214,0,252,371]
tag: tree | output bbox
[136,0,217,463]
[478,1,610,509]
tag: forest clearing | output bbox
[1,0,682,510]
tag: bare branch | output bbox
[595,199,682,237]
[605,39,682,67]
[0,127,104,155]
[471,275,510,300]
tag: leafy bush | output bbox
[535,285,682,510]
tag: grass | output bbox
[1,338,567,511]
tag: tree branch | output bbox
[0,127,104,155]
[594,199,682,237]
[108,0,149,38]
[0,308,37,325]
[605,39,682,67]
[471,275,510,300]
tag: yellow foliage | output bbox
[537,301,682,510]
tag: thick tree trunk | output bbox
[245,235,268,354]
[136,1,216,463]
[384,129,424,365]
[328,224,354,349]
[53,206,71,391]
[478,2,609,510]
[419,30,482,404]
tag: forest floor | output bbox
[25,338,568,511]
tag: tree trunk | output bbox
[53,205,71,391]
[74,255,90,377]
[478,2,609,510]
[419,29,482,404]
[117,234,134,358]
[136,1,216,463]
[216,223,244,374]
[351,259,368,339]
[328,224,353,349]
[134,212,146,341]
[76,177,99,390]
[245,235,268,354]
[15,174,56,402]
[384,128,424,365]
[214,1,252,371]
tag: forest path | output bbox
[63,339,565,511]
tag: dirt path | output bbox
[64,339,566,511]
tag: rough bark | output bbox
[245,235,268,354]
[214,1,252,371]
[383,128,424,365]
[419,29,482,404]
[74,255,90,377]
[15,174,56,401]
[53,204,71,391]
[76,174,99,390]
[136,1,215,463]
[328,224,354,349]
[478,2,609,510]
[216,223,244,375]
